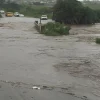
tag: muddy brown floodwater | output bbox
[0,17,100,100]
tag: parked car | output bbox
[0,10,5,14]
[41,15,48,20]
[19,14,24,17]
[14,12,20,17]
[6,12,13,17]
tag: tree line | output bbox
[1,0,100,24]
[0,0,52,18]
[0,0,21,11]
[53,0,100,24]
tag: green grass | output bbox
[96,38,100,44]
[19,5,53,18]
[31,5,48,9]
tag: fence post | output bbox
[39,18,42,33]
[40,24,41,33]
[40,18,41,24]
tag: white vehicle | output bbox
[14,12,19,17]
[41,15,48,20]
[0,10,5,14]
[19,14,24,17]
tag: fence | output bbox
[34,21,45,33]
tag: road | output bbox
[0,17,100,100]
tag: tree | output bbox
[3,1,21,12]
[53,0,98,24]
[0,0,5,8]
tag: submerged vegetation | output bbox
[42,22,70,36]
[96,38,100,44]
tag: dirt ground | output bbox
[0,17,100,100]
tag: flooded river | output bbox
[0,17,100,100]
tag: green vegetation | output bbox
[19,5,52,18]
[42,22,70,36]
[0,0,5,8]
[85,3,100,10]
[83,1,100,10]
[1,0,100,25]
[53,0,100,24]
[1,0,52,18]
[82,1,100,23]
[3,2,21,12]
[0,14,2,18]
[96,38,100,44]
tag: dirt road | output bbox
[0,17,100,100]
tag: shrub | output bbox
[0,14,2,18]
[96,38,100,44]
[42,22,71,36]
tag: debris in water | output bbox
[42,86,54,90]
[32,86,40,90]
[5,80,8,83]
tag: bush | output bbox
[96,38,100,44]
[42,22,71,36]
[0,14,2,18]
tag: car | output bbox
[19,14,24,17]
[6,12,13,17]
[14,12,20,17]
[0,10,5,14]
[41,15,48,20]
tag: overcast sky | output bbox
[78,0,100,1]
[78,0,91,1]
